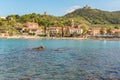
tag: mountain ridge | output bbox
[64,7,120,24]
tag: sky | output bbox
[0,0,120,17]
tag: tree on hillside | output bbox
[6,16,16,27]
[80,25,88,36]
[107,28,113,35]
[100,28,105,35]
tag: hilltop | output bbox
[64,6,120,24]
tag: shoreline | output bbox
[88,36,120,41]
[0,35,86,40]
[0,35,120,41]
[88,38,120,41]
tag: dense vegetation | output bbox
[0,7,120,35]
[1,7,120,28]
[0,13,71,35]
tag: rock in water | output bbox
[32,46,45,51]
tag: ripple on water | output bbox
[0,39,120,80]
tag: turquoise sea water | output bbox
[0,39,120,80]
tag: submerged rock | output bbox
[54,48,64,51]
[54,47,71,51]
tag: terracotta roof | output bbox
[25,22,38,28]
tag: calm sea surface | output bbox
[0,39,120,80]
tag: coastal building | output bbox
[62,26,83,37]
[48,27,61,33]
[88,28,101,35]
[47,26,82,37]
[25,22,39,29]
[24,22,44,35]
[0,31,9,37]
[70,23,88,35]
[62,26,69,32]
[112,29,120,35]
[62,26,70,37]
[47,27,62,37]
[69,27,83,34]
[88,28,120,36]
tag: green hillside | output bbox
[64,7,120,24]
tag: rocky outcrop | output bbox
[32,46,45,51]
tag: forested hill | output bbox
[64,7,120,24]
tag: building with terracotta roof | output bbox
[24,22,44,35]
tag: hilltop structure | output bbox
[83,5,91,9]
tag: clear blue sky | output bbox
[0,0,120,16]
